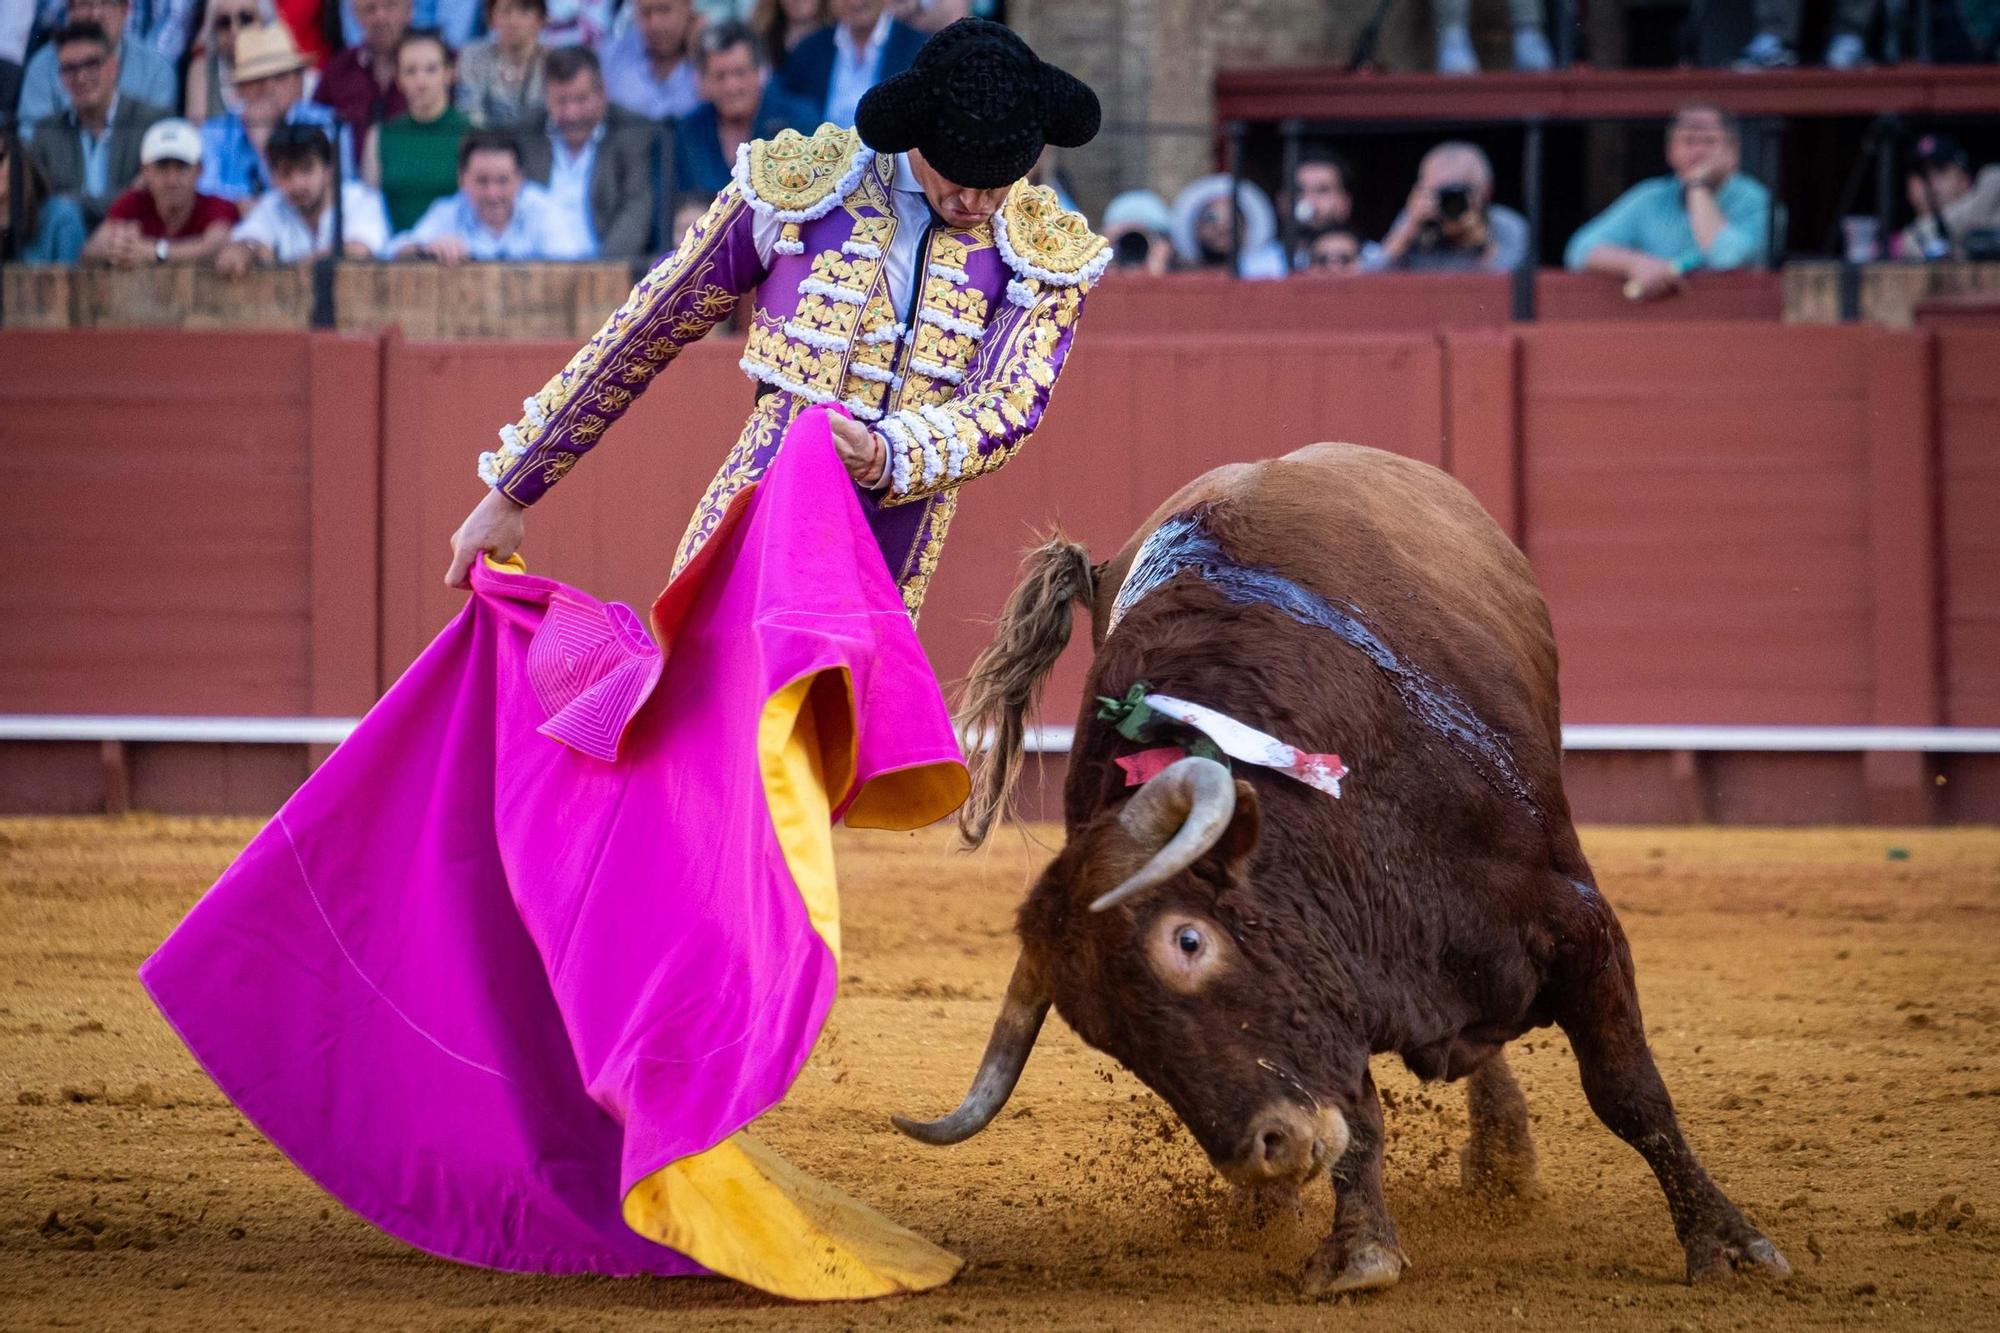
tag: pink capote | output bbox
[140,409,966,1279]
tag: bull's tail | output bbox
[954,535,1098,847]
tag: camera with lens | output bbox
[1113,229,1154,269]
[1436,183,1473,221]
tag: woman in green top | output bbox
[364,30,472,236]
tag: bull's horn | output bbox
[891,955,1051,1145]
[1089,756,1236,913]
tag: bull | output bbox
[893,443,1788,1294]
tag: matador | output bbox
[446,18,1108,618]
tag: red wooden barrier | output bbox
[1535,271,1783,323]
[1,320,1994,822]
[1083,273,1510,334]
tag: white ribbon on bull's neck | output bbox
[1142,694,1348,798]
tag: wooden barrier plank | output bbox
[1520,323,1874,726]
[0,330,316,714]
[307,333,384,725]
[1443,331,1521,542]
[1538,271,1782,323]
[1937,331,2000,728]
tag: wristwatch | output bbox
[154,238,169,263]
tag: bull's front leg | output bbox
[1558,897,1790,1283]
[1300,1068,1406,1295]
[1461,1049,1539,1196]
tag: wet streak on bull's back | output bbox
[1108,509,1541,821]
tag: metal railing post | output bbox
[1278,117,1302,271]
[1514,118,1544,322]
[1226,119,1246,279]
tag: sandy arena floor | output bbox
[1,817,1997,1331]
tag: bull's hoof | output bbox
[1685,1223,1791,1284]
[1459,1137,1539,1198]
[1301,1239,1406,1296]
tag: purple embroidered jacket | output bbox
[480,123,1109,616]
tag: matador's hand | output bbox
[828,412,887,487]
[445,488,527,588]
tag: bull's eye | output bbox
[1177,927,1204,955]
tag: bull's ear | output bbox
[1214,779,1262,878]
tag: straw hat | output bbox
[232,22,310,84]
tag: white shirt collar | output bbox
[834,12,893,63]
[550,120,605,159]
[892,151,922,196]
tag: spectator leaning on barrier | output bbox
[1100,187,1172,276]
[1896,133,2000,262]
[83,116,243,263]
[392,127,589,260]
[1368,141,1527,274]
[673,20,810,197]
[1170,172,1289,279]
[217,120,390,269]
[600,0,698,120]
[774,0,923,127]
[316,0,414,139]
[1434,0,1553,73]
[198,22,345,203]
[515,44,653,261]
[0,125,89,262]
[456,0,547,127]
[364,29,472,233]
[1564,104,1771,300]
[1299,222,1362,277]
[29,21,167,227]
[17,0,177,126]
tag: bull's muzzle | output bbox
[1222,1101,1351,1187]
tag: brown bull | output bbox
[894,443,1788,1294]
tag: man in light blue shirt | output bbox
[600,0,698,120]
[17,0,176,125]
[197,23,349,203]
[391,131,592,262]
[1565,103,1773,301]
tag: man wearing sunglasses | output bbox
[27,20,168,226]
[17,0,177,126]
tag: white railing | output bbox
[4,717,1999,754]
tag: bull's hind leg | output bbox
[1460,1051,1539,1196]
[1559,891,1789,1283]
[1301,1069,1406,1296]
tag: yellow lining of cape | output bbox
[618,669,964,1300]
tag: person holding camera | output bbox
[1367,141,1526,274]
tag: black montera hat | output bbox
[854,18,1101,191]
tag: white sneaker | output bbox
[1824,32,1868,68]
[1437,24,1478,74]
[1513,26,1554,70]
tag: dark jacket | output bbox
[30,96,169,228]
[773,19,924,124]
[515,106,660,262]
[671,88,812,198]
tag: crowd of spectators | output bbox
[1,0,978,265]
[0,0,1994,287]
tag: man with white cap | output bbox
[83,117,244,265]
[198,21,345,203]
